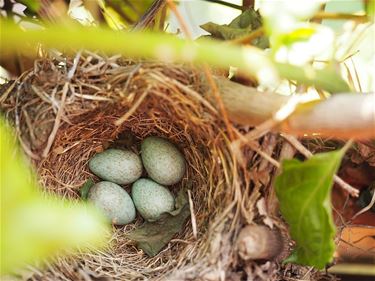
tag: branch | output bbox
[200,0,243,10]
[213,77,375,139]
[313,11,368,22]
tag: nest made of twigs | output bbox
[1,52,289,281]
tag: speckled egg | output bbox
[141,136,186,185]
[88,181,136,225]
[89,148,142,184]
[131,178,175,221]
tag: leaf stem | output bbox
[199,0,243,10]
[313,12,368,22]
[228,27,264,44]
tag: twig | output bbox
[167,0,236,140]
[133,0,166,30]
[352,188,375,219]
[114,87,150,126]
[42,51,81,157]
[203,66,235,140]
[242,0,255,10]
[313,11,368,22]
[233,129,280,168]
[166,0,191,37]
[244,95,302,140]
[229,27,264,45]
[42,82,69,157]
[187,190,198,239]
[282,134,359,197]
[199,0,242,10]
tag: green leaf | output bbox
[126,190,190,256]
[0,118,109,274]
[80,178,95,200]
[200,9,269,48]
[278,26,316,46]
[1,20,351,92]
[275,150,344,269]
[18,0,40,12]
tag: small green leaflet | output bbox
[18,0,40,12]
[275,150,344,269]
[126,189,190,256]
[80,178,95,200]
[200,9,269,48]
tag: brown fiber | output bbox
[1,53,293,280]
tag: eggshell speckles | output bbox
[141,136,186,185]
[89,148,142,184]
[88,181,136,225]
[132,178,175,221]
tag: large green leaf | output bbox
[275,150,344,269]
[275,62,351,93]
[1,20,277,87]
[0,119,109,274]
[1,20,351,93]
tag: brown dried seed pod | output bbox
[236,225,284,260]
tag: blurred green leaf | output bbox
[272,23,335,66]
[275,150,344,269]
[126,190,190,256]
[275,62,351,93]
[101,0,155,28]
[80,178,95,200]
[0,119,109,274]
[259,0,326,34]
[278,26,316,46]
[18,0,40,13]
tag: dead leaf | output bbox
[126,190,190,256]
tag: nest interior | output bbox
[1,54,285,281]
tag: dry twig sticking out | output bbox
[42,51,81,157]
[352,188,375,219]
[188,189,198,239]
[282,134,359,197]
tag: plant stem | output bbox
[313,11,368,22]
[1,20,350,93]
[2,20,276,88]
[229,27,264,44]
[213,77,375,139]
[199,0,242,10]
[242,0,255,11]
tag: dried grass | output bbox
[1,53,308,280]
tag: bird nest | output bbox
[1,53,287,280]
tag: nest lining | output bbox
[1,53,284,280]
